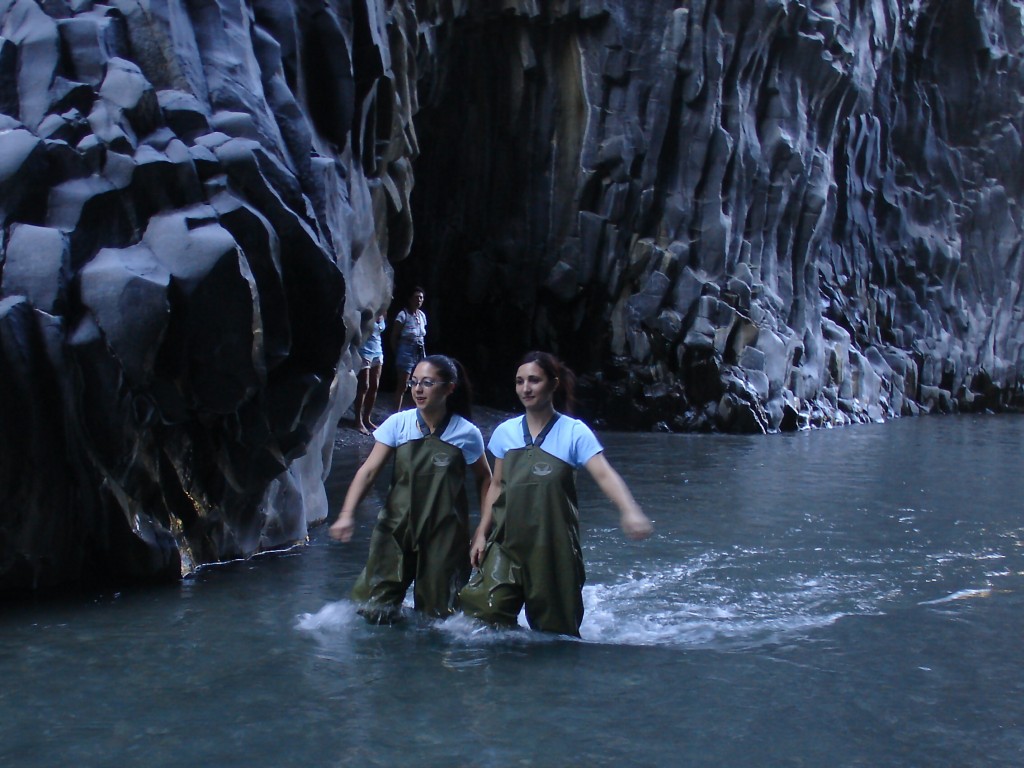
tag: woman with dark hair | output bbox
[354,310,386,435]
[391,286,427,411]
[330,354,491,622]
[460,351,652,637]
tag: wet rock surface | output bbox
[3,0,1024,592]
[408,1,1024,432]
[0,0,414,591]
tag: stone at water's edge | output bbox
[2,1,1024,592]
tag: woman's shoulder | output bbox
[493,415,523,434]
[486,415,523,445]
[378,409,416,436]
[380,410,409,427]
[371,411,403,446]
[449,413,483,436]
[556,414,601,446]
[556,413,593,431]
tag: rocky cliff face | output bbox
[410,0,1024,432]
[2,0,1022,591]
[0,0,417,591]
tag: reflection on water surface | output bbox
[3,416,1023,767]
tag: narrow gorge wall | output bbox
[2,0,1022,592]
[410,0,1024,432]
[0,0,418,591]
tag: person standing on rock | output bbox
[330,354,491,623]
[354,310,386,435]
[391,286,427,411]
[459,351,653,637]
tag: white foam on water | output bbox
[433,612,560,647]
[296,549,908,651]
[295,599,560,665]
[578,561,887,649]
[918,588,993,605]
[295,600,362,633]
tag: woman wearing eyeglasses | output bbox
[329,355,492,623]
[459,351,652,637]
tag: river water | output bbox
[2,415,1023,767]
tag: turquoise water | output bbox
[2,416,1023,766]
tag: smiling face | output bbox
[409,361,453,412]
[515,362,557,413]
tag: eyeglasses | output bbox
[408,377,438,389]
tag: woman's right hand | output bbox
[469,531,488,567]
[329,514,355,542]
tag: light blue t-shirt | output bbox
[487,414,603,468]
[373,409,485,465]
[359,317,385,360]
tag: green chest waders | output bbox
[351,424,470,620]
[460,420,586,637]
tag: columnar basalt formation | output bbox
[410,1,1024,432]
[3,1,1023,592]
[0,0,416,591]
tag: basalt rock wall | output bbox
[3,0,1023,592]
[0,0,416,592]
[410,0,1024,432]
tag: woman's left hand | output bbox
[621,509,654,540]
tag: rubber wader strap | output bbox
[416,409,453,438]
[522,412,560,448]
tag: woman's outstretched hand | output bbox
[329,514,355,543]
[621,508,654,540]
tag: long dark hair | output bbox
[420,354,474,420]
[518,350,576,415]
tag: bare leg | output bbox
[394,369,410,411]
[354,367,370,434]
[363,364,382,428]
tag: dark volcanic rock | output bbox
[3,0,1024,592]
[0,0,412,592]
[407,1,1024,432]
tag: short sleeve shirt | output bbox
[487,414,603,468]
[395,309,426,345]
[359,317,385,360]
[373,410,485,465]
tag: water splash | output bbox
[297,558,889,652]
[434,613,560,646]
[296,536,1009,652]
[296,600,362,634]
[580,575,852,649]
